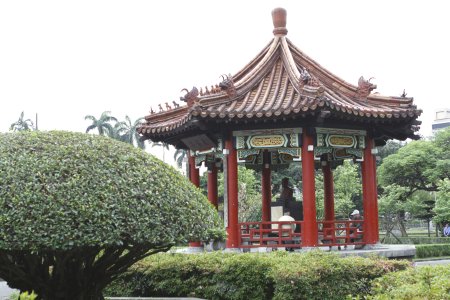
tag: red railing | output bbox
[239,221,303,248]
[317,220,364,247]
[238,220,364,248]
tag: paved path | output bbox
[0,280,16,300]
[414,259,450,267]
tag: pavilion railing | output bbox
[317,220,364,248]
[238,220,364,248]
[238,221,303,248]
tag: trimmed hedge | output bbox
[368,265,450,299]
[382,236,450,245]
[106,251,410,300]
[415,244,450,258]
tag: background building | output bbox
[432,109,450,133]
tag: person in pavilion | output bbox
[349,210,363,247]
[279,177,294,201]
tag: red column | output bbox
[322,163,335,222]
[226,137,239,248]
[261,151,271,223]
[188,154,200,187]
[362,137,379,244]
[207,165,218,209]
[188,153,202,248]
[301,130,318,246]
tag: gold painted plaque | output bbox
[250,135,285,148]
[328,135,355,148]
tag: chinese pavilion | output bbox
[138,8,422,250]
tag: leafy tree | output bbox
[333,160,361,218]
[375,140,404,166]
[378,184,410,238]
[174,149,187,169]
[9,111,35,131]
[406,190,435,237]
[315,171,325,219]
[433,127,450,182]
[217,166,262,222]
[434,178,450,227]
[0,131,220,300]
[237,167,262,222]
[114,115,146,149]
[378,140,443,194]
[85,111,117,136]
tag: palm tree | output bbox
[10,111,35,131]
[174,149,187,169]
[152,142,170,163]
[116,116,146,149]
[85,111,117,136]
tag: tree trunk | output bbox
[396,214,408,237]
[0,246,170,300]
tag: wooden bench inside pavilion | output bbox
[138,8,422,250]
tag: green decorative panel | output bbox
[315,127,366,149]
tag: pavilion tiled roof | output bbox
[138,8,421,142]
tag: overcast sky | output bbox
[1,0,449,163]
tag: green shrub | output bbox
[415,244,450,258]
[382,236,450,245]
[0,131,221,299]
[106,251,410,300]
[368,265,450,299]
[270,251,409,300]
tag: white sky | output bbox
[1,0,449,164]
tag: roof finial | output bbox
[272,7,287,36]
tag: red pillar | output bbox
[188,154,200,187]
[322,163,335,222]
[188,153,202,248]
[301,130,318,246]
[261,150,271,223]
[225,137,239,248]
[362,137,379,244]
[207,165,218,209]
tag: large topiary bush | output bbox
[0,131,221,300]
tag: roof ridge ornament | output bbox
[357,76,377,99]
[180,87,199,107]
[219,74,237,98]
[272,7,288,36]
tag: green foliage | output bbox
[333,160,362,218]
[434,179,450,224]
[378,140,442,192]
[415,244,450,258]
[369,265,450,299]
[0,131,221,299]
[375,140,404,166]
[85,111,117,136]
[173,148,187,169]
[0,131,219,250]
[106,251,409,300]
[85,111,147,149]
[381,236,450,245]
[9,291,38,300]
[315,172,325,219]
[217,166,262,222]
